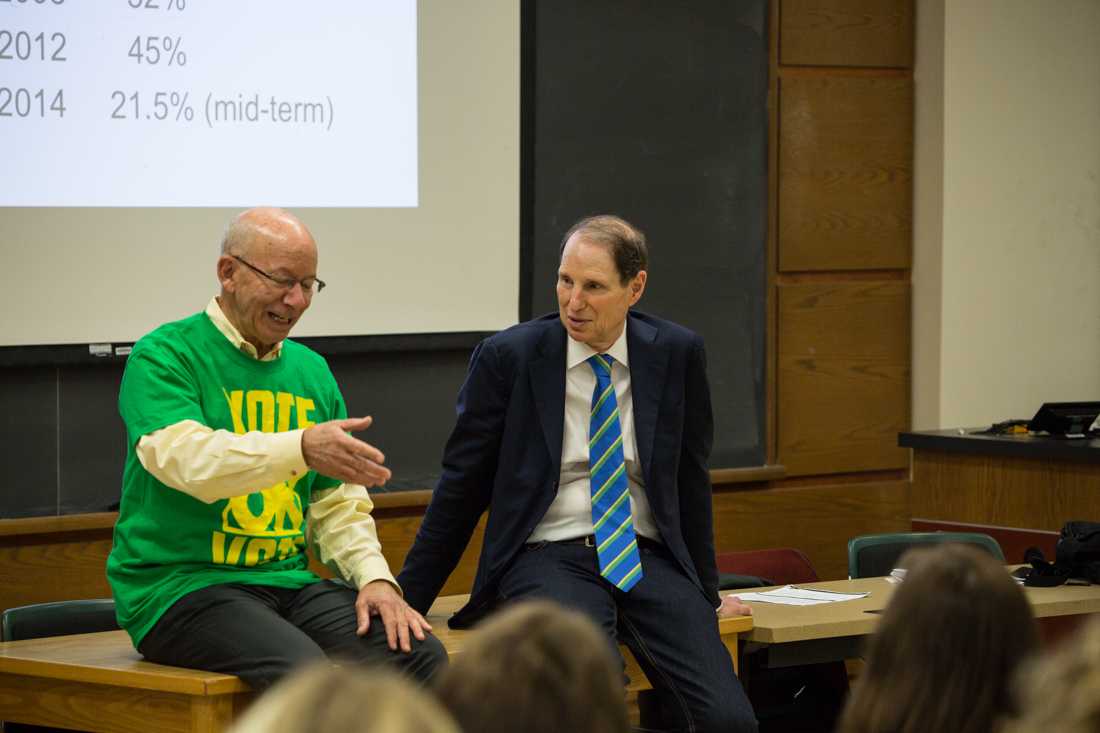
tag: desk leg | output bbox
[189,694,244,733]
[723,636,740,676]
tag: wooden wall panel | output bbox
[0,515,488,614]
[0,477,915,613]
[911,519,1060,567]
[373,514,487,597]
[0,535,114,612]
[911,451,1100,532]
[778,75,913,271]
[777,281,910,475]
[712,479,910,581]
[780,0,914,68]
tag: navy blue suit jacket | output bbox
[397,311,719,627]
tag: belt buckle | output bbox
[583,535,595,547]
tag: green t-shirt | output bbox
[107,311,344,646]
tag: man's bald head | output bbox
[215,207,320,357]
[221,207,316,259]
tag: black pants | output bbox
[138,580,447,691]
[499,540,758,733]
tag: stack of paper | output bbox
[734,585,870,606]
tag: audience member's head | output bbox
[435,600,630,733]
[838,543,1038,733]
[229,662,459,733]
[1003,615,1100,733]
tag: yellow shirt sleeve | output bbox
[136,419,307,503]
[308,483,399,592]
[137,419,398,591]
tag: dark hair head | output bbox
[435,601,630,733]
[839,543,1039,733]
[559,215,648,285]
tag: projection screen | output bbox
[1,0,519,347]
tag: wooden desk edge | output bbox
[717,615,754,634]
[0,632,249,696]
[0,600,752,702]
[728,571,1100,644]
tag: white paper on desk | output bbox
[735,585,870,606]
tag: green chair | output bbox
[847,532,1004,579]
[1,598,119,642]
[1,599,120,733]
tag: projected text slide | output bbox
[1,0,418,207]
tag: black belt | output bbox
[544,534,663,551]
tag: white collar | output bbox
[565,322,629,371]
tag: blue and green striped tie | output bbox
[587,354,643,591]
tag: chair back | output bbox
[1,599,121,733]
[847,532,1005,579]
[1,598,119,642]
[716,547,819,589]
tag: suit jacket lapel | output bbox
[531,323,567,477]
[627,314,665,486]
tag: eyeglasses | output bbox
[232,255,326,295]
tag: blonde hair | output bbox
[230,663,459,733]
[1003,615,1100,733]
[436,601,630,733]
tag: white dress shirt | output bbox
[527,327,660,543]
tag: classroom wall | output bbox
[0,0,920,588]
[722,0,914,581]
[913,0,1100,430]
[911,0,944,431]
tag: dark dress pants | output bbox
[497,540,758,733]
[137,580,447,691]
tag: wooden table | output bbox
[0,629,252,733]
[0,595,753,732]
[730,573,1100,667]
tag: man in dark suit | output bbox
[398,215,757,732]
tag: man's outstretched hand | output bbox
[301,416,392,487]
